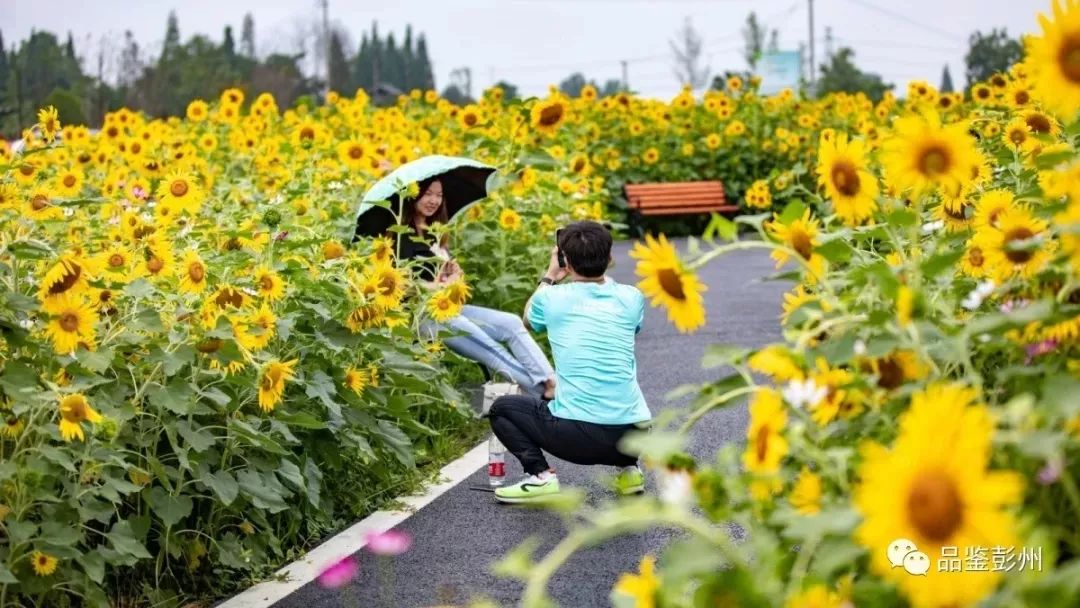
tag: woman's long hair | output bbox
[400,177,449,246]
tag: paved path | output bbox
[274,239,789,608]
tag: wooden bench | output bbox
[624,181,737,235]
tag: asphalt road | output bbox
[273,238,790,608]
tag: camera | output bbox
[555,228,566,269]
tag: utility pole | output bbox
[319,0,330,97]
[808,0,816,89]
[621,60,629,91]
[824,26,833,62]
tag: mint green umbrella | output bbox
[352,155,497,241]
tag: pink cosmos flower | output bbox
[364,529,412,556]
[1025,338,1058,364]
[317,555,359,588]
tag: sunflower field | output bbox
[2,1,1079,605]
[501,2,1080,608]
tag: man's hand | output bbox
[544,246,568,283]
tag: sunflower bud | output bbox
[263,209,282,228]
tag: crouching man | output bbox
[488,221,651,503]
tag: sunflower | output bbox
[972,189,1015,230]
[427,290,463,322]
[742,388,789,474]
[54,168,84,198]
[1028,0,1080,117]
[781,284,827,325]
[258,359,298,412]
[568,153,591,175]
[816,133,879,225]
[38,254,93,304]
[337,139,368,169]
[705,133,721,150]
[930,198,971,232]
[766,210,827,284]
[881,111,980,196]
[959,240,991,278]
[613,555,659,608]
[37,106,60,141]
[443,278,472,306]
[498,208,522,231]
[178,250,209,294]
[642,147,660,165]
[789,467,822,515]
[807,360,856,425]
[322,240,346,260]
[864,350,927,391]
[44,296,98,354]
[1003,117,1034,153]
[2,413,25,439]
[457,104,484,129]
[26,187,65,221]
[140,235,176,279]
[345,304,385,333]
[530,97,567,135]
[186,99,209,121]
[30,551,58,577]
[343,366,371,395]
[253,265,285,301]
[361,263,406,309]
[630,234,707,333]
[855,383,1022,607]
[971,83,994,104]
[975,207,1054,281]
[157,169,204,214]
[57,393,103,442]
[234,304,277,351]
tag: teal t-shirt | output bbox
[527,278,651,425]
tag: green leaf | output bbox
[129,307,164,333]
[145,487,193,527]
[919,248,965,279]
[374,420,415,468]
[815,238,853,264]
[703,212,738,242]
[701,344,749,369]
[107,520,152,559]
[618,430,685,463]
[773,506,860,541]
[77,550,106,584]
[237,470,290,512]
[147,380,194,415]
[305,370,340,414]
[276,410,327,430]
[0,563,18,584]
[123,279,156,299]
[176,420,216,452]
[78,347,115,374]
[150,344,196,377]
[203,470,240,506]
[492,536,541,580]
[779,199,808,224]
[887,208,916,227]
[0,361,39,396]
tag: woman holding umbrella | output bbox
[354,157,556,399]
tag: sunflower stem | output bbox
[679,386,758,434]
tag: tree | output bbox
[222,26,236,65]
[940,65,954,93]
[415,34,434,90]
[670,17,710,89]
[964,28,1022,87]
[383,32,404,90]
[0,31,9,107]
[816,47,892,102]
[353,35,373,91]
[441,84,469,105]
[163,11,181,60]
[493,80,519,100]
[43,87,86,126]
[241,13,256,58]
[402,25,415,89]
[327,30,351,93]
[559,72,588,97]
[742,12,777,70]
[599,79,623,96]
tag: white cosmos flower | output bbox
[657,468,694,507]
[961,280,996,311]
[782,378,828,410]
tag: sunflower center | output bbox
[261,375,275,390]
[216,288,244,308]
[918,146,951,176]
[63,175,77,188]
[31,195,49,210]
[188,263,205,282]
[170,180,189,197]
[1058,36,1080,83]
[830,161,861,197]
[790,230,814,261]
[147,256,164,273]
[378,275,397,295]
[907,470,964,542]
[1015,90,1030,105]
[464,113,477,126]
[300,127,315,140]
[259,275,274,291]
[1025,114,1052,134]
[656,268,686,301]
[1003,227,1036,264]
[197,338,223,353]
[59,313,80,332]
[349,145,363,159]
[754,426,770,462]
[876,357,904,390]
[968,247,985,267]
[50,263,82,295]
[538,104,564,127]
[944,204,968,220]
[108,253,125,267]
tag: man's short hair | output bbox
[558,221,612,278]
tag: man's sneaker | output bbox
[494,474,560,504]
[614,466,646,495]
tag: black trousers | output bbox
[488,394,642,476]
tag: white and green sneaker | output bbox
[494,474,560,504]
[614,466,646,496]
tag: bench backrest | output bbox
[624,181,728,213]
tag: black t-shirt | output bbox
[395,231,442,282]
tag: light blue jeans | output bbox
[420,305,555,397]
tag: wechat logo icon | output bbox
[888,538,930,576]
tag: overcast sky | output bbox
[3,0,1044,99]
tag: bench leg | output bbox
[629,210,645,238]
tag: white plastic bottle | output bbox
[487,435,506,486]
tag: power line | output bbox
[841,0,967,43]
